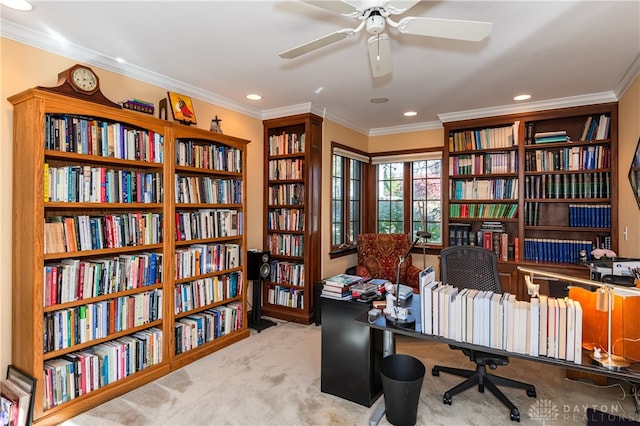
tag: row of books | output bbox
[46,114,164,163]
[175,140,242,172]
[175,209,241,241]
[449,203,518,219]
[267,208,305,232]
[268,131,306,156]
[174,301,243,355]
[42,327,163,409]
[45,164,162,204]
[568,204,612,228]
[268,183,305,205]
[524,172,611,200]
[266,233,304,258]
[268,158,304,180]
[174,175,242,204]
[44,212,163,254]
[174,243,240,280]
[449,151,518,175]
[523,238,595,263]
[524,114,610,145]
[44,290,162,353]
[449,122,520,152]
[44,252,162,306]
[420,282,583,363]
[267,285,304,309]
[450,178,518,200]
[269,260,305,287]
[174,272,242,314]
[448,224,518,261]
[524,144,610,172]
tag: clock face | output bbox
[71,67,98,93]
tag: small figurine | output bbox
[210,115,223,134]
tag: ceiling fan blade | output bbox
[367,34,393,77]
[279,28,356,59]
[301,0,361,17]
[396,16,492,41]
[384,0,422,15]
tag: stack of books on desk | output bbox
[321,273,363,300]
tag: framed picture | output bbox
[6,366,36,426]
[167,91,197,125]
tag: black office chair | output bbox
[431,245,536,422]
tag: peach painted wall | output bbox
[618,74,640,258]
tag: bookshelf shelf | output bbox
[262,113,322,324]
[9,88,250,423]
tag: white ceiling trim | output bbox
[369,120,443,137]
[438,92,619,123]
[616,54,640,99]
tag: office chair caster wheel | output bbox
[443,393,452,405]
[527,389,536,398]
[510,409,520,422]
[432,368,440,376]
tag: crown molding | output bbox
[369,120,443,136]
[438,92,619,123]
[615,53,640,99]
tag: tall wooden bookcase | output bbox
[262,113,322,324]
[444,103,618,297]
[9,88,250,424]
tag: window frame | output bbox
[329,142,369,257]
[371,149,444,248]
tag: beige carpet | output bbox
[61,320,639,426]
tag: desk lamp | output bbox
[385,231,431,329]
[518,266,639,370]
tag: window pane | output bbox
[411,159,442,244]
[331,151,364,249]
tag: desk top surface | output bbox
[354,293,640,382]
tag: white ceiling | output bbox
[2,1,639,135]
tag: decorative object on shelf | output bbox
[210,115,223,134]
[37,64,120,108]
[167,91,196,125]
[158,98,168,120]
[591,248,617,260]
[120,98,154,115]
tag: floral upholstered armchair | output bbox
[355,233,421,293]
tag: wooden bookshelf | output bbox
[262,113,322,324]
[9,88,250,424]
[443,103,618,295]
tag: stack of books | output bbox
[534,130,569,144]
[321,273,363,300]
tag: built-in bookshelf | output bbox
[262,113,322,324]
[443,103,618,295]
[9,89,250,424]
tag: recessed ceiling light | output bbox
[404,111,417,117]
[0,0,33,10]
[514,94,532,101]
[370,97,389,104]
[246,94,262,101]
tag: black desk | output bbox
[320,296,384,407]
[352,294,640,425]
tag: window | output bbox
[331,145,368,251]
[373,151,443,245]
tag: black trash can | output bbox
[380,354,426,426]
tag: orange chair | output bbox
[355,233,421,293]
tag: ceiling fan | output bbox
[279,0,493,77]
